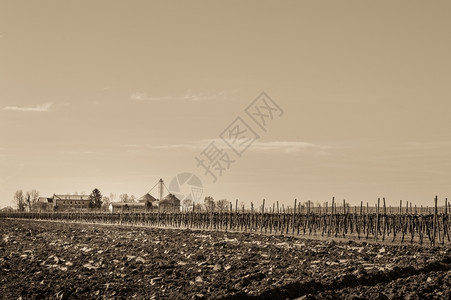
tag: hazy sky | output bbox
[1,1,450,209]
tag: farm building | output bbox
[109,202,150,213]
[53,194,91,211]
[108,192,157,213]
[0,206,14,213]
[159,194,181,212]
[137,193,158,204]
[31,197,54,212]
[30,194,91,212]
[108,193,181,213]
[107,193,158,212]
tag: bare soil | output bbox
[0,219,450,299]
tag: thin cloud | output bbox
[180,89,228,102]
[130,89,236,102]
[151,140,211,151]
[251,141,329,153]
[4,102,53,112]
[130,92,172,101]
[152,139,328,154]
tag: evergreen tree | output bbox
[89,188,102,209]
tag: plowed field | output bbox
[0,219,450,299]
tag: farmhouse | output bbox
[31,194,91,212]
[53,194,91,211]
[31,197,54,212]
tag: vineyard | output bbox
[2,197,449,247]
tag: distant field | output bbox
[1,219,450,299]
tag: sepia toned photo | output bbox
[1,1,450,299]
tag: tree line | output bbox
[180,196,231,212]
[13,190,40,212]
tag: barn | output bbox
[108,202,149,213]
[53,194,91,211]
[159,194,181,212]
[31,194,91,212]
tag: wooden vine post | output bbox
[445,198,449,244]
[342,199,346,238]
[382,197,386,241]
[432,195,437,246]
[292,198,297,234]
[375,198,380,242]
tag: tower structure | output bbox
[158,178,164,201]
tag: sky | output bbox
[1,0,450,209]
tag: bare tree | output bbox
[109,193,117,202]
[25,191,31,212]
[194,203,203,212]
[181,198,193,211]
[25,189,40,212]
[204,196,215,212]
[14,190,26,211]
[129,195,136,203]
[101,196,111,210]
[216,199,230,212]
[31,190,39,203]
[119,193,129,203]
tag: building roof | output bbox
[0,206,14,212]
[54,195,90,201]
[37,197,53,203]
[159,194,181,205]
[137,193,157,203]
[110,202,146,207]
